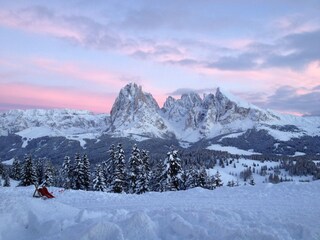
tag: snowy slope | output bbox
[1,182,320,240]
[0,109,109,147]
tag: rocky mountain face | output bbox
[108,83,170,139]
[161,88,276,139]
[0,83,320,162]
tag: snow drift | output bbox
[1,181,320,240]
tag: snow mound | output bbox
[1,182,320,240]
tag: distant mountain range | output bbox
[1,83,320,163]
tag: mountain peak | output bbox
[110,83,159,119]
[108,83,169,138]
[120,83,142,97]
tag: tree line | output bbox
[6,143,223,193]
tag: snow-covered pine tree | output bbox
[10,158,22,180]
[198,167,209,189]
[167,149,182,191]
[214,171,223,187]
[83,154,91,191]
[0,163,3,177]
[152,159,167,192]
[93,164,107,192]
[179,169,188,190]
[74,153,85,190]
[184,168,198,189]
[43,160,55,187]
[61,156,73,189]
[20,155,37,186]
[112,143,126,193]
[3,168,10,187]
[103,144,116,191]
[128,144,142,194]
[136,149,150,194]
[34,158,45,185]
[249,176,255,186]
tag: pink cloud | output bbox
[272,16,320,36]
[0,83,116,113]
[0,9,83,42]
[31,57,124,87]
[192,60,320,92]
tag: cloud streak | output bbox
[0,82,116,113]
[259,85,320,116]
[0,2,320,115]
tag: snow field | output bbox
[1,181,320,240]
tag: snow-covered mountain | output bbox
[108,83,172,139]
[0,83,320,160]
[161,88,279,141]
[0,109,108,135]
[106,83,320,144]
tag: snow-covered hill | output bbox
[0,109,109,148]
[1,181,319,240]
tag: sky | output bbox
[0,0,319,116]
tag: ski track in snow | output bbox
[1,182,320,240]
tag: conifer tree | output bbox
[61,156,73,189]
[103,144,116,191]
[214,171,223,187]
[93,164,107,192]
[83,154,91,190]
[128,144,142,193]
[43,160,55,187]
[0,163,3,177]
[10,158,22,180]
[112,143,126,193]
[198,167,209,189]
[74,153,84,190]
[166,149,182,191]
[20,155,37,186]
[3,168,10,187]
[185,168,198,189]
[34,158,45,185]
[152,159,166,192]
[249,177,255,186]
[137,149,150,194]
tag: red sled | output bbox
[33,185,55,199]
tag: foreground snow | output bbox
[1,182,320,240]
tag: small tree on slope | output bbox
[83,154,91,190]
[93,164,107,192]
[10,158,21,181]
[3,168,10,187]
[61,156,73,189]
[136,149,150,194]
[74,153,84,190]
[103,144,116,191]
[167,149,183,191]
[20,155,37,186]
[128,144,142,194]
[112,143,126,193]
[43,160,55,187]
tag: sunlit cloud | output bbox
[0,1,319,115]
[31,57,124,87]
[0,82,116,113]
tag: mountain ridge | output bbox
[0,83,320,160]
